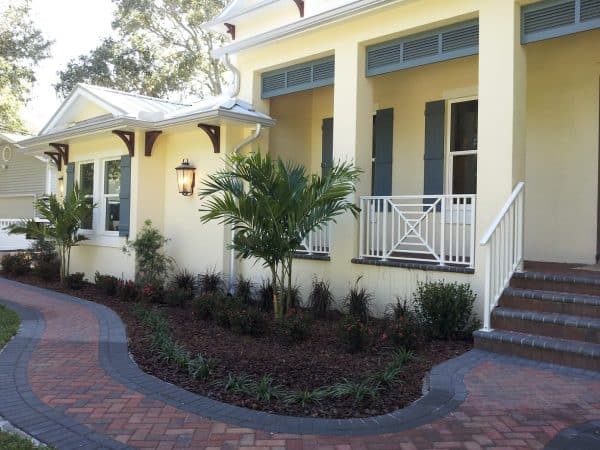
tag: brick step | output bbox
[492,307,600,343]
[511,271,600,296]
[474,330,600,371]
[499,287,600,318]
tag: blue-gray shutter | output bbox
[65,163,75,195]
[423,101,445,210]
[373,108,394,196]
[366,20,479,77]
[119,155,131,237]
[321,118,333,177]
[261,56,335,99]
[521,0,600,44]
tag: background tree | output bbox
[7,186,95,284]
[0,0,52,132]
[56,0,227,100]
[200,153,361,319]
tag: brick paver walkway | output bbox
[0,278,599,450]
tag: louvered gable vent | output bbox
[366,20,479,77]
[522,0,600,44]
[261,56,335,99]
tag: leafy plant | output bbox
[94,272,119,296]
[229,307,268,336]
[383,298,422,350]
[141,282,164,303]
[343,278,373,323]
[158,338,189,369]
[221,373,254,395]
[389,348,416,367]
[278,311,311,344]
[339,315,372,353]
[283,388,329,407]
[328,379,381,406]
[369,364,403,387]
[257,279,274,313]
[65,272,85,290]
[1,253,31,276]
[188,354,216,380]
[192,294,220,320]
[309,278,334,319]
[122,219,173,287]
[7,186,95,283]
[199,269,224,295]
[164,287,193,307]
[118,280,141,302]
[252,374,284,402]
[234,276,254,305]
[200,152,361,319]
[413,281,479,340]
[170,268,197,296]
[29,238,59,281]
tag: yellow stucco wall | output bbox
[525,29,600,264]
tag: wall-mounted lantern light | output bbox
[175,159,196,196]
[58,176,64,196]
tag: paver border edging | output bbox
[0,278,481,437]
[0,297,131,450]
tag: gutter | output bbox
[212,0,405,58]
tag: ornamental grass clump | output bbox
[94,272,119,296]
[383,298,423,350]
[308,278,334,319]
[343,278,373,323]
[199,269,224,295]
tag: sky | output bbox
[22,0,115,132]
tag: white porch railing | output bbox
[359,195,476,267]
[480,182,525,331]
[297,225,331,255]
[0,219,29,251]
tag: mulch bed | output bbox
[2,273,472,418]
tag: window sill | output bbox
[292,252,331,262]
[79,234,126,248]
[351,257,474,274]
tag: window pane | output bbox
[451,100,478,152]
[452,154,477,195]
[105,198,120,231]
[79,163,94,195]
[104,160,121,195]
[81,198,94,230]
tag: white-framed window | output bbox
[445,97,478,197]
[75,156,122,237]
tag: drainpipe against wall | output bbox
[222,53,263,293]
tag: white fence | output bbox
[359,195,476,267]
[0,219,30,251]
[480,182,525,331]
[297,225,331,255]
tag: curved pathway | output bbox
[0,278,599,450]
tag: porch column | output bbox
[331,41,374,262]
[476,0,527,234]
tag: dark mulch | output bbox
[2,273,472,418]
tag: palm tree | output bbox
[8,186,95,284]
[199,152,360,319]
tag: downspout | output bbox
[222,53,264,292]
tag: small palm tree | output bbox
[8,185,95,284]
[200,152,360,319]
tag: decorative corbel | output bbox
[45,143,69,171]
[144,130,162,157]
[112,130,135,157]
[224,23,236,40]
[44,151,62,171]
[198,124,221,153]
[292,0,304,17]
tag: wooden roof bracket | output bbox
[112,130,135,157]
[292,0,304,17]
[198,124,221,153]
[225,23,236,40]
[44,151,62,171]
[144,130,162,157]
[46,143,69,171]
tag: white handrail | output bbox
[480,182,525,331]
[480,182,525,245]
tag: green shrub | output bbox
[413,281,479,340]
[278,311,311,344]
[339,315,372,353]
[29,239,59,281]
[252,374,284,402]
[118,280,141,302]
[36,259,60,281]
[199,269,224,295]
[141,282,164,303]
[328,379,381,406]
[229,307,268,336]
[383,299,423,350]
[284,388,328,407]
[221,373,254,395]
[308,278,334,319]
[234,276,254,305]
[94,272,119,296]
[1,253,31,276]
[188,354,216,380]
[164,287,193,307]
[65,272,85,290]
[192,294,220,320]
[343,278,372,323]
[214,298,240,328]
[122,219,173,287]
[158,338,189,369]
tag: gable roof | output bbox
[211,0,279,24]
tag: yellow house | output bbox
[19,0,600,362]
